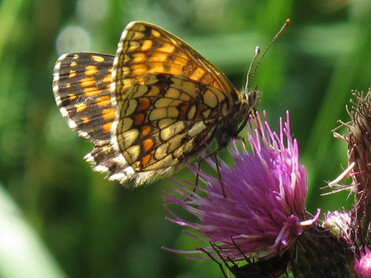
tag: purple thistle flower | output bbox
[164,111,317,261]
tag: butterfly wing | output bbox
[53,53,130,179]
[53,53,114,142]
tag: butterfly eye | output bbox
[247,86,260,110]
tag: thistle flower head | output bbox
[165,111,315,261]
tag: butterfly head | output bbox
[243,84,260,112]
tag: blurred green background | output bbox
[0,0,370,277]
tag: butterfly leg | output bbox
[236,135,247,150]
[199,245,228,278]
[231,237,251,262]
[183,161,201,201]
[214,153,226,198]
[194,160,201,188]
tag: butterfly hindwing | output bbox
[53,53,114,142]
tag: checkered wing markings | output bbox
[111,22,241,172]
[53,52,114,142]
[115,76,226,172]
[113,21,240,101]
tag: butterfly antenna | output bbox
[245,46,261,93]
[245,18,291,92]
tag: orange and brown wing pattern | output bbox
[110,75,224,184]
[105,22,248,185]
[53,53,130,179]
[53,53,115,142]
[112,21,240,106]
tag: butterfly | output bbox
[52,21,288,186]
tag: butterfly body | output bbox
[53,21,257,186]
